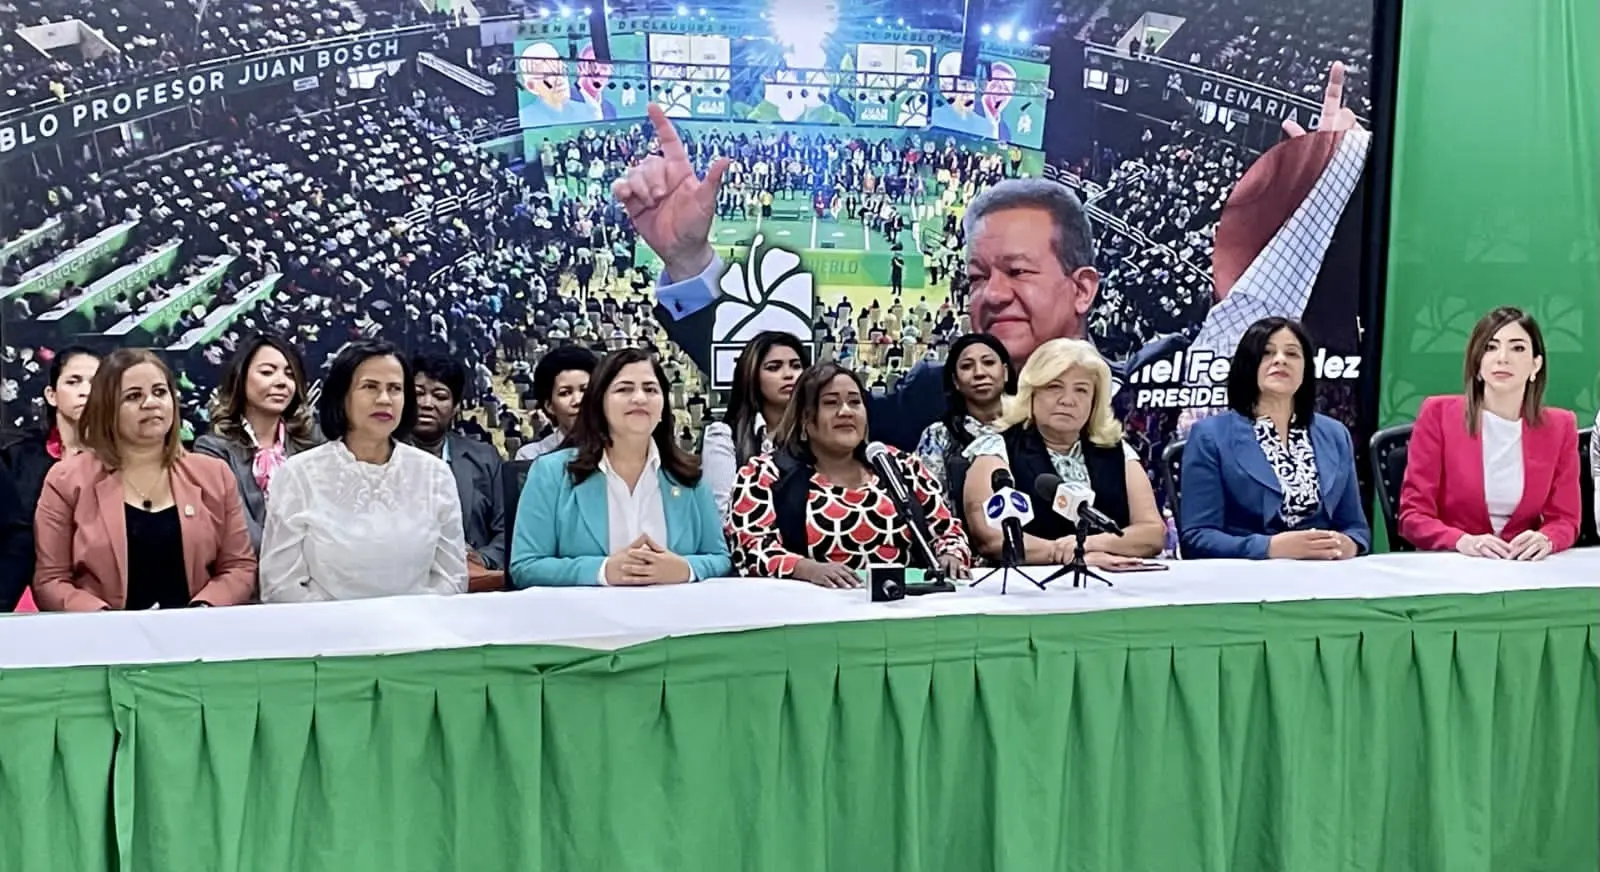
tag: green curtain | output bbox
[1380,0,1600,424]
[1,589,1596,872]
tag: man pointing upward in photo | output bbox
[615,103,1125,449]
[616,62,1365,449]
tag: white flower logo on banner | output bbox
[709,235,815,388]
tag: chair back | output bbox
[1369,423,1414,552]
[503,459,534,546]
[1160,439,1185,517]
[1579,428,1598,547]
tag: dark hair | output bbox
[206,334,316,449]
[565,348,701,486]
[533,345,599,412]
[942,333,1016,449]
[1464,306,1546,435]
[722,331,810,462]
[79,348,183,469]
[317,340,417,441]
[1227,317,1318,427]
[43,345,99,429]
[962,178,1095,274]
[772,362,871,465]
[412,351,468,404]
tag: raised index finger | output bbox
[647,103,688,163]
[1320,61,1346,123]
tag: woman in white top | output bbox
[701,331,807,515]
[259,340,468,601]
[514,345,597,463]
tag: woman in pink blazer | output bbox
[1399,307,1579,560]
[32,349,257,611]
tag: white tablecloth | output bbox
[2,551,1597,671]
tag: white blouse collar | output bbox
[600,440,661,477]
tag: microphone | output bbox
[864,441,944,574]
[983,467,1034,566]
[1034,473,1123,536]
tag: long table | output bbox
[1,553,1595,871]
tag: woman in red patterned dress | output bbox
[725,362,972,587]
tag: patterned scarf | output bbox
[247,419,288,497]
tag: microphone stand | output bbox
[1039,524,1113,589]
[876,452,956,595]
[971,536,1048,594]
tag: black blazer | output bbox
[0,428,57,520]
[443,433,508,570]
[1003,425,1131,541]
[0,461,33,612]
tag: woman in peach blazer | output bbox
[32,349,256,611]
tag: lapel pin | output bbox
[184,505,195,517]
[671,487,680,498]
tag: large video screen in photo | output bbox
[930,49,1049,149]
[648,33,732,119]
[849,43,933,127]
[515,33,648,128]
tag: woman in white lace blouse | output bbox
[259,341,468,602]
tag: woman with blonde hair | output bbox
[963,338,1165,566]
[32,348,257,610]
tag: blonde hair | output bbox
[997,338,1123,447]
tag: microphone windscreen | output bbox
[1034,473,1062,502]
[864,441,888,463]
[990,466,1015,490]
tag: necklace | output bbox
[125,471,161,511]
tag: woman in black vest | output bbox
[964,338,1166,566]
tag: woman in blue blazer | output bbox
[510,348,731,587]
[1179,318,1371,560]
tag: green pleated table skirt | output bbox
[1,587,1595,872]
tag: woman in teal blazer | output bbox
[510,349,731,587]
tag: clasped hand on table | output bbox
[604,535,693,585]
[1456,530,1552,561]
